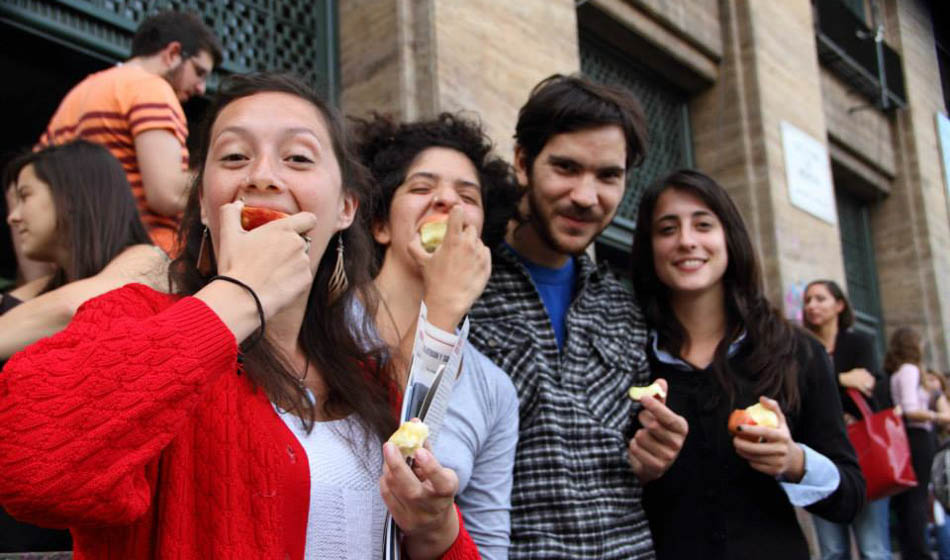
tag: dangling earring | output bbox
[196,226,213,276]
[327,235,348,304]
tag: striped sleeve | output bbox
[127,102,189,146]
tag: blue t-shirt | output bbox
[508,244,576,350]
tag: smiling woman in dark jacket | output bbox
[629,169,865,560]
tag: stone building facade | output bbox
[341,0,950,370]
[1,0,947,369]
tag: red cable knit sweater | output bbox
[0,284,479,559]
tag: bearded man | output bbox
[38,11,221,253]
[469,74,688,559]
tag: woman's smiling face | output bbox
[201,91,356,267]
[651,187,728,298]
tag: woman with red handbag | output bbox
[803,280,892,560]
[887,327,950,559]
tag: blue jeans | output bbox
[936,501,950,560]
[813,497,891,560]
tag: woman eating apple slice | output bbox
[352,112,521,560]
[629,170,864,559]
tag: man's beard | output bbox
[162,63,186,99]
[525,185,600,257]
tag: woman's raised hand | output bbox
[195,201,317,344]
[214,201,317,316]
[627,379,689,483]
[410,205,491,333]
[839,367,876,397]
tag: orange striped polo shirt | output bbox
[38,64,189,254]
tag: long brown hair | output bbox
[4,140,152,294]
[631,169,801,411]
[883,326,923,375]
[169,72,396,440]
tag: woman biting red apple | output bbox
[628,170,864,559]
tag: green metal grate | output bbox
[836,186,885,352]
[0,0,337,99]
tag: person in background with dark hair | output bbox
[469,73,686,558]
[2,183,54,292]
[353,112,521,559]
[886,327,950,559]
[0,73,479,559]
[1,140,166,362]
[1,141,164,552]
[37,10,222,253]
[802,279,891,560]
[631,169,864,559]
[926,369,950,560]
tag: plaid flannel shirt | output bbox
[469,245,655,559]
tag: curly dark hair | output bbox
[351,112,521,268]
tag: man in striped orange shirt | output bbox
[38,11,222,254]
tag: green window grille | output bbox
[837,0,867,23]
[580,31,693,278]
[0,0,338,101]
[835,186,885,353]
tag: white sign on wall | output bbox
[780,121,837,225]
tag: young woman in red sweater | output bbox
[0,73,478,560]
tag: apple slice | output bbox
[419,214,449,253]
[387,421,430,458]
[241,206,289,231]
[627,381,667,403]
[728,402,779,440]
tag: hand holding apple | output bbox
[200,201,317,343]
[628,381,667,403]
[410,206,490,333]
[731,396,805,482]
[627,379,688,483]
[727,403,779,439]
[380,439,459,559]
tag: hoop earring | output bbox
[196,226,213,276]
[327,235,348,304]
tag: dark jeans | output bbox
[0,506,71,552]
[892,427,936,559]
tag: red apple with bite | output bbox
[728,403,779,440]
[241,206,288,231]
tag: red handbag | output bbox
[845,388,917,501]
